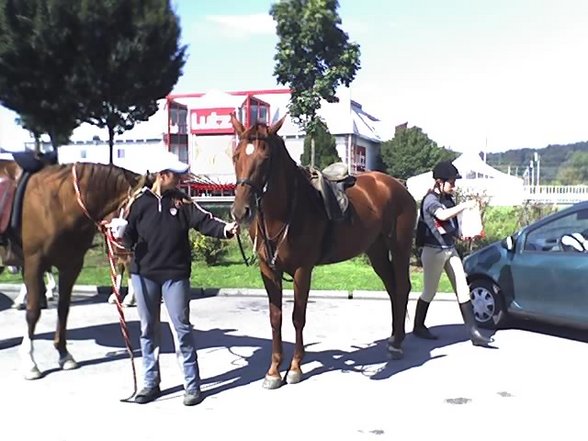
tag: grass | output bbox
[0,240,453,292]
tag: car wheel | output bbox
[469,279,505,329]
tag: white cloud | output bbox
[205,14,276,37]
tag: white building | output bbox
[169,88,384,188]
[406,152,525,206]
[28,89,387,192]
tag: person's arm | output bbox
[185,202,234,239]
[434,199,476,221]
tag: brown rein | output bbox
[71,163,137,402]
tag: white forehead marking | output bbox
[245,143,255,156]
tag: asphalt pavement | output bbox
[1,285,587,441]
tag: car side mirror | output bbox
[502,235,515,251]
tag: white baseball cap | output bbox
[149,152,190,174]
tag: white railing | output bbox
[523,185,588,204]
[190,185,588,206]
[193,195,234,204]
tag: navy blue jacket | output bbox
[124,188,230,283]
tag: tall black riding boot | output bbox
[459,301,493,347]
[413,299,438,340]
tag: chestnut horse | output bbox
[230,114,417,389]
[0,160,145,379]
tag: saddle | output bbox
[0,151,58,267]
[308,162,357,223]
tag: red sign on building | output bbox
[190,107,235,134]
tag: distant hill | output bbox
[484,141,588,183]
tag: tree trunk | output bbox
[108,125,115,164]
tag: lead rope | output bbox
[72,164,137,402]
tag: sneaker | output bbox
[134,386,161,404]
[183,390,203,406]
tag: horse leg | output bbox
[366,239,409,360]
[19,260,46,380]
[389,247,411,357]
[54,260,84,370]
[260,264,284,389]
[286,266,312,385]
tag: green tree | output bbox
[380,126,456,181]
[15,113,70,152]
[300,120,340,169]
[76,0,186,163]
[0,0,82,147]
[270,0,360,164]
[0,0,185,159]
[556,151,588,184]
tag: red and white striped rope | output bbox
[72,163,137,401]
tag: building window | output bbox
[117,149,125,159]
[80,150,87,159]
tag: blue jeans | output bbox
[131,275,201,394]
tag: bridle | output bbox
[235,135,297,275]
[235,135,273,197]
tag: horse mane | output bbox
[251,123,325,208]
[44,162,140,195]
[38,162,144,223]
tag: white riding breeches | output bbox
[420,246,470,304]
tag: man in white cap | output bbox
[112,152,239,406]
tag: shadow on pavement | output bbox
[3,307,585,397]
[0,292,13,312]
[508,319,588,343]
[300,323,493,383]
[0,318,481,395]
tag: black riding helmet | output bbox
[432,160,462,181]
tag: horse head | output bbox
[230,113,286,225]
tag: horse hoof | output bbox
[11,302,25,310]
[286,370,303,384]
[59,355,79,370]
[24,366,42,380]
[388,346,404,360]
[262,375,283,390]
[108,294,116,304]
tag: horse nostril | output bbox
[231,205,250,223]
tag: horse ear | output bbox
[230,113,246,137]
[269,114,287,135]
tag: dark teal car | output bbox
[463,201,588,330]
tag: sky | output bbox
[2,0,588,153]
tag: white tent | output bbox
[406,152,524,206]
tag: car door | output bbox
[510,206,588,323]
